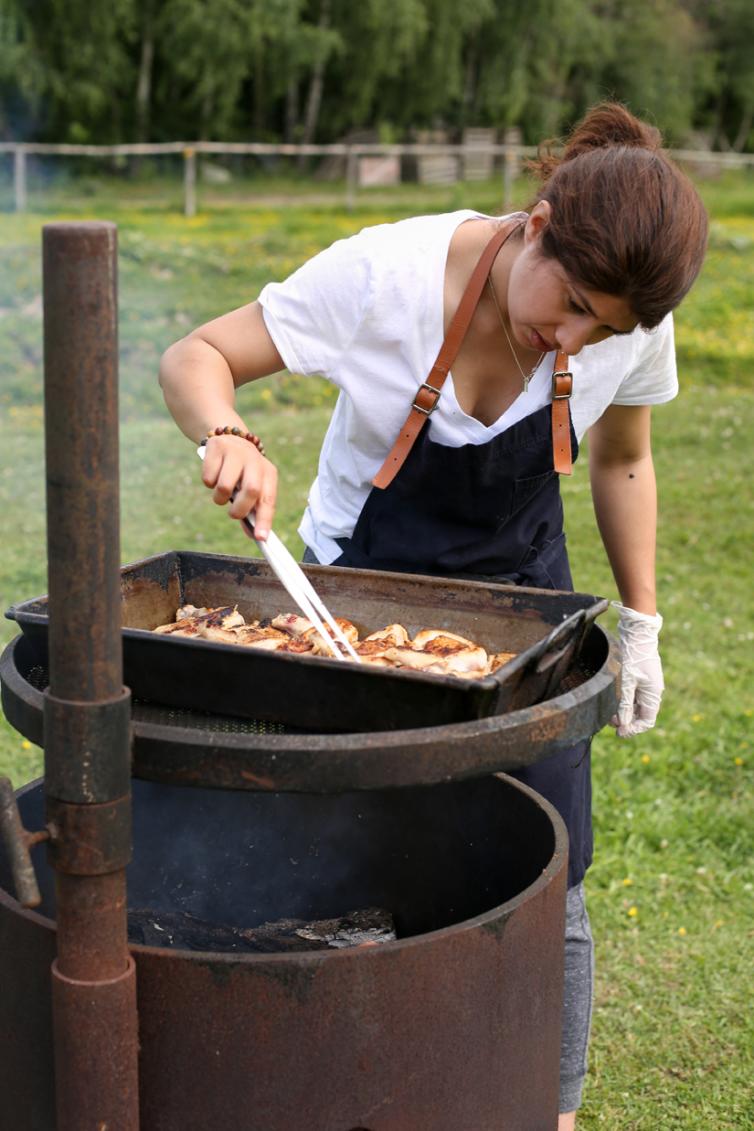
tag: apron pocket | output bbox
[507,470,557,525]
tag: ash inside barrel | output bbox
[128,906,396,953]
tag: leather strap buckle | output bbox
[412,382,442,416]
[552,371,573,400]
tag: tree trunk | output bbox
[200,90,213,142]
[285,77,299,143]
[253,37,265,137]
[136,7,155,143]
[300,0,331,156]
[732,104,753,152]
[460,43,478,130]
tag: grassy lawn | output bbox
[0,174,752,1128]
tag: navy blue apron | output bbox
[327,402,592,889]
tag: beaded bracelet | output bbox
[199,425,265,457]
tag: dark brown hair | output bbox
[528,102,708,328]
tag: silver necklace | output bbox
[487,275,544,393]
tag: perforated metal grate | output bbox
[27,665,295,736]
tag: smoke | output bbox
[4,778,555,941]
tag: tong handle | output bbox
[197,445,359,663]
[0,776,46,908]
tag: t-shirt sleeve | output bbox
[612,314,678,405]
[257,233,372,378]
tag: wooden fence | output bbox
[2,140,753,217]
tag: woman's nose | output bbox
[557,317,598,356]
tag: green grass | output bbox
[0,175,752,1128]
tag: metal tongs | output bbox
[197,447,360,663]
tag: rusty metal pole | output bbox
[42,222,139,1131]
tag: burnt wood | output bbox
[127,906,396,953]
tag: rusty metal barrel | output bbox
[0,773,567,1131]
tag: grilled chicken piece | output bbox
[197,624,281,647]
[176,604,210,620]
[363,624,409,647]
[154,605,516,681]
[199,607,245,630]
[383,643,487,676]
[153,620,203,637]
[355,623,410,665]
[244,635,291,651]
[418,636,488,674]
[412,628,476,649]
[271,613,314,636]
[155,605,245,636]
[198,625,242,645]
[272,613,359,650]
[406,629,489,676]
[278,636,317,655]
[356,638,397,660]
[302,617,358,645]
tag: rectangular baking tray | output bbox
[6,550,607,733]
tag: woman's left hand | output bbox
[611,603,664,738]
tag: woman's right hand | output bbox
[200,433,278,541]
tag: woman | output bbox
[159,102,708,1127]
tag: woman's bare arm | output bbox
[588,404,657,615]
[159,301,285,538]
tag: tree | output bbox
[0,0,751,151]
[14,0,133,142]
[696,0,754,150]
[0,0,46,139]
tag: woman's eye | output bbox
[568,297,586,314]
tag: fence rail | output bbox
[3,140,753,217]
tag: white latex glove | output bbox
[611,602,664,738]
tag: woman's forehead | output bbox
[558,263,638,332]
[577,286,638,334]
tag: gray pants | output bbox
[302,546,594,1112]
[560,882,594,1112]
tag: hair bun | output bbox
[526,101,708,328]
[562,102,662,160]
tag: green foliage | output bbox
[1,0,753,148]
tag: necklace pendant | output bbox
[523,374,530,393]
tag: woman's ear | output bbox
[525,200,552,244]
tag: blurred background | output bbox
[1,0,753,150]
[0,3,752,1129]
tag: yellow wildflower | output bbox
[628,906,638,918]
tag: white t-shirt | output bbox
[259,210,678,564]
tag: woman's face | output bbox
[505,204,639,357]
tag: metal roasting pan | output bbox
[1,631,619,791]
[6,550,608,734]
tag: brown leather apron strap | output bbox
[552,349,573,476]
[373,216,574,488]
[372,216,526,490]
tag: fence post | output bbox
[14,146,27,213]
[183,147,196,218]
[345,147,357,212]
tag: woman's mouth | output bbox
[531,329,554,351]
